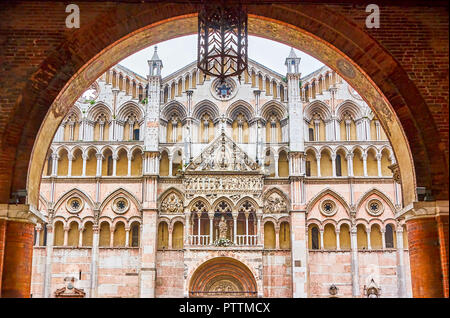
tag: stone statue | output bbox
[218,216,228,239]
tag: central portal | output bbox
[189,257,257,298]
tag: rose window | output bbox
[112,197,129,214]
[320,199,337,216]
[367,199,384,216]
[66,197,83,213]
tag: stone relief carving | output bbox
[264,192,287,213]
[183,175,263,193]
[186,132,259,172]
[160,193,183,214]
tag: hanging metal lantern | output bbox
[197,0,248,83]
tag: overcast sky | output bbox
[120,34,324,78]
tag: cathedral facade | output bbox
[31,48,412,298]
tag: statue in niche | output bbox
[218,216,228,239]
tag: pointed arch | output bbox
[260,100,287,120]
[158,187,184,208]
[304,100,332,121]
[212,196,235,212]
[192,100,220,121]
[305,188,350,216]
[99,187,142,212]
[227,100,255,121]
[87,102,112,121]
[116,101,144,121]
[53,188,96,213]
[355,188,397,214]
[263,187,290,207]
[161,100,187,121]
[187,196,211,211]
[336,99,363,120]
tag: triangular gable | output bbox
[186,131,260,173]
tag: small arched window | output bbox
[311,227,319,250]
[309,128,314,141]
[385,224,394,248]
[335,154,342,176]
[133,128,140,141]
[306,161,311,177]
[131,223,140,247]
[107,155,113,176]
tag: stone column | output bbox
[139,208,158,298]
[396,226,407,298]
[274,153,279,178]
[168,225,173,249]
[90,223,99,298]
[127,153,133,176]
[381,229,386,249]
[347,153,354,176]
[400,201,449,298]
[109,230,114,247]
[319,229,324,250]
[125,227,130,247]
[184,209,191,246]
[331,153,336,177]
[336,229,340,251]
[256,212,262,245]
[366,229,371,250]
[376,153,382,177]
[82,154,88,177]
[43,223,53,298]
[63,226,69,246]
[232,213,238,245]
[208,212,214,245]
[112,154,118,176]
[350,225,360,297]
[51,153,58,176]
[67,154,73,177]
[291,210,308,298]
[96,153,103,177]
[35,224,41,246]
[275,225,280,249]
[316,154,321,177]
[362,153,368,177]
[245,212,249,245]
[78,228,83,247]
[168,154,173,177]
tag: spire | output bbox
[151,46,160,61]
[288,47,297,59]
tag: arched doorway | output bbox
[189,257,257,297]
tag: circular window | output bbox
[112,197,129,214]
[211,78,238,101]
[66,197,84,213]
[320,199,337,216]
[366,199,384,216]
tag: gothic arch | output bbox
[355,188,398,214]
[227,100,255,121]
[161,100,187,121]
[53,188,96,214]
[263,187,290,207]
[304,100,332,121]
[336,100,363,120]
[99,187,142,212]
[192,100,220,121]
[158,187,184,210]
[260,100,287,120]
[116,101,144,121]
[87,102,112,121]
[305,188,350,216]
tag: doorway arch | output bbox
[189,257,257,297]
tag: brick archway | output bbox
[189,257,257,297]
[0,1,448,298]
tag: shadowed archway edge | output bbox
[15,4,444,208]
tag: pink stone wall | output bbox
[155,250,184,297]
[263,251,292,297]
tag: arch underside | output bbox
[23,5,446,211]
[189,257,257,298]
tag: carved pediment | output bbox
[160,192,183,214]
[186,132,260,172]
[54,277,86,298]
